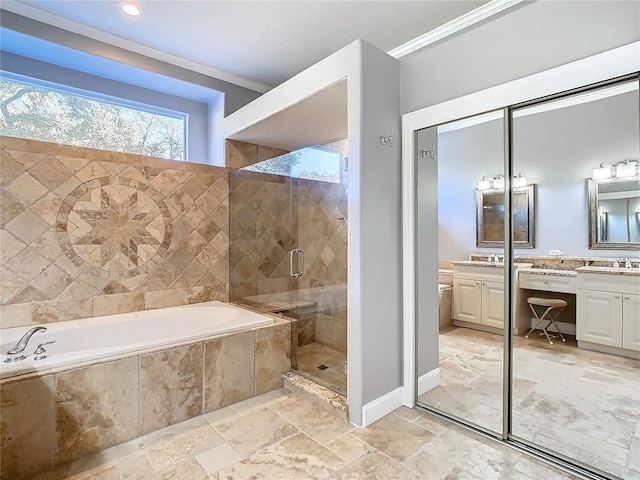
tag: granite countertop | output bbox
[451,261,533,269]
[576,266,640,276]
[519,268,577,277]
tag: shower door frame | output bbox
[401,42,639,476]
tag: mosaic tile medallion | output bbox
[56,177,172,279]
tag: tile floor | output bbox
[29,387,582,480]
[419,326,640,479]
[297,342,347,394]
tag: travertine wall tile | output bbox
[0,302,33,328]
[204,331,255,412]
[0,375,55,479]
[1,136,230,328]
[139,344,204,435]
[255,321,291,395]
[93,292,145,317]
[31,298,93,324]
[144,288,188,310]
[55,357,139,464]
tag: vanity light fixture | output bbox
[477,176,492,190]
[592,163,614,180]
[513,173,528,188]
[615,160,638,178]
[492,175,505,190]
[119,2,143,17]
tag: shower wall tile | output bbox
[0,375,55,479]
[0,137,230,328]
[55,357,139,464]
[255,321,292,395]
[139,344,204,435]
[204,331,255,412]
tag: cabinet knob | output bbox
[624,295,630,300]
[543,281,549,285]
[614,295,621,299]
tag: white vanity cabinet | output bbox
[576,270,640,354]
[452,264,506,330]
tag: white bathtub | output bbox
[0,301,273,379]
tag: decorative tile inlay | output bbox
[57,177,172,278]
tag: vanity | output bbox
[576,267,640,356]
[451,260,533,335]
[451,256,640,358]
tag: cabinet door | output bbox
[453,278,482,324]
[622,293,640,352]
[577,290,622,347]
[482,281,504,328]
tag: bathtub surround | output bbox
[0,136,230,328]
[0,319,291,479]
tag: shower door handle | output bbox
[289,248,304,278]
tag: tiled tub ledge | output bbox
[0,317,291,479]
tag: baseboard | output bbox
[417,368,440,396]
[361,386,403,427]
[529,318,576,336]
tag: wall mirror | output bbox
[476,185,535,248]
[589,176,640,249]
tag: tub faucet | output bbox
[4,326,46,363]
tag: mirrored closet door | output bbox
[413,71,639,479]
[416,109,507,437]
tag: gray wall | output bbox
[417,126,440,377]
[438,89,639,262]
[400,1,640,114]
[0,10,262,116]
[359,41,402,408]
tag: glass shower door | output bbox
[228,141,349,395]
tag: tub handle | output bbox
[34,340,56,361]
[289,248,304,278]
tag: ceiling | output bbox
[2,0,488,92]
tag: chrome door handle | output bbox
[290,248,304,278]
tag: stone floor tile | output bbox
[195,442,242,476]
[351,412,435,462]
[213,407,298,458]
[270,395,353,445]
[142,424,225,477]
[330,451,418,480]
[228,387,290,414]
[212,433,345,480]
[325,433,376,462]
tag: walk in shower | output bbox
[228,139,348,395]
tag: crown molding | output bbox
[387,0,525,59]
[0,0,272,94]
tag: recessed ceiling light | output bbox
[119,2,143,17]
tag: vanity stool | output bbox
[525,297,567,345]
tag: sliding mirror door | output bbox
[510,78,640,478]
[416,110,507,436]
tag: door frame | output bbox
[401,41,640,407]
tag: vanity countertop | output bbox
[452,261,533,269]
[519,268,577,277]
[576,266,640,276]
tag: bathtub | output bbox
[438,283,453,328]
[0,301,273,379]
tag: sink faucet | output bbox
[625,258,632,269]
[4,326,46,363]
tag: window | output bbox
[0,73,186,161]
[243,141,346,185]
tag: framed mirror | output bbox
[588,177,640,249]
[476,184,535,248]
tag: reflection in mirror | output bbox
[589,176,640,249]
[476,185,535,248]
